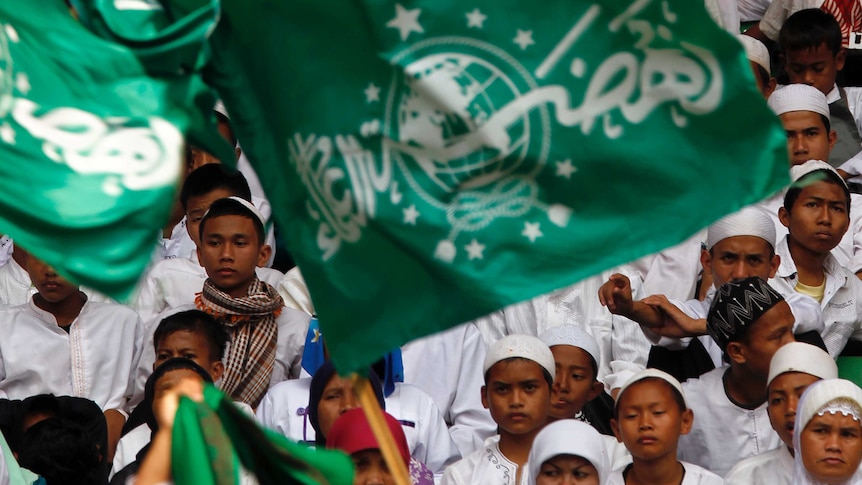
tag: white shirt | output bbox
[110,423,150,480]
[771,236,862,356]
[132,256,283,329]
[759,0,823,41]
[738,0,773,21]
[256,379,461,475]
[276,267,315,316]
[0,258,113,307]
[678,367,781,477]
[705,0,741,33]
[440,436,527,485]
[724,446,793,485]
[606,461,724,485]
[0,298,143,412]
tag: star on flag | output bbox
[465,8,487,29]
[513,29,534,50]
[522,222,543,242]
[386,4,424,41]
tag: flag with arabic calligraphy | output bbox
[206,0,788,372]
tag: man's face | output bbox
[482,359,551,437]
[779,110,836,165]
[732,302,795,378]
[768,371,820,448]
[704,236,779,287]
[784,43,845,95]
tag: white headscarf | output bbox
[527,419,609,484]
[793,379,862,485]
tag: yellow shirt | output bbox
[796,279,826,303]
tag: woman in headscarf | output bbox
[527,419,609,485]
[793,378,862,485]
[307,360,385,446]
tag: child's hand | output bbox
[597,273,634,316]
[640,294,707,337]
[153,377,205,430]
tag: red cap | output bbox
[326,408,410,465]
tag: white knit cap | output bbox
[767,342,838,388]
[614,368,687,408]
[483,334,555,378]
[218,196,266,227]
[739,35,770,75]
[527,420,610,485]
[790,159,849,190]
[767,84,830,119]
[214,100,229,119]
[706,206,776,249]
[539,325,600,369]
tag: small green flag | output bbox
[172,385,354,485]
[0,0,228,300]
[206,0,788,373]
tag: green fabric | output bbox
[0,427,39,485]
[172,385,354,485]
[205,0,789,373]
[0,0,228,300]
[838,357,862,388]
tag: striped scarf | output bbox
[196,278,284,408]
[822,0,862,48]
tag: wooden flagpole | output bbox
[352,374,411,485]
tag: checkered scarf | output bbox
[196,278,284,408]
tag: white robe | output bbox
[0,298,143,412]
[678,367,781,477]
[606,461,724,484]
[440,435,527,485]
[724,446,793,485]
[256,379,461,476]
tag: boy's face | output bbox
[548,345,602,420]
[702,236,779,288]
[481,359,551,437]
[154,330,224,381]
[351,449,396,485]
[317,374,359,439]
[611,380,692,462]
[779,110,836,166]
[727,301,795,379]
[768,371,820,448]
[25,254,79,304]
[185,188,233,249]
[778,181,850,256]
[197,214,270,298]
[783,43,846,96]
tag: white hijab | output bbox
[527,419,609,485]
[793,379,862,485]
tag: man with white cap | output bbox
[441,334,554,485]
[739,34,776,98]
[725,341,838,484]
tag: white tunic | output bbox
[440,436,527,485]
[256,379,461,475]
[606,461,724,485]
[678,367,781,477]
[0,298,143,412]
[132,256,283,329]
[276,267,315,316]
[724,446,793,485]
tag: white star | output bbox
[311,328,322,343]
[0,123,14,145]
[555,159,577,179]
[513,29,535,50]
[15,73,30,95]
[403,204,420,225]
[364,83,381,103]
[386,4,424,41]
[465,8,487,29]
[522,222,543,243]
[465,239,486,260]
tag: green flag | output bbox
[172,384,354,485]
[0,0,229,300]
[206,0,789,373]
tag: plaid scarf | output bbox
[195,278,284,408]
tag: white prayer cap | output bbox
[790,159,849,190]
[614,368,687,408]
[739,35,770,75]
[214,100,229,119]
[796,379,862,441]
[203,196,266,229]
[706,206,776,249]
[483,334,555,378]
[767,342,838,388]
[539,325,600,369]
[767,84,830,119]
[527,419,610,485]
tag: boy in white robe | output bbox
[724,341,838,484]
[0,252,143,460]
[441,334,554,485]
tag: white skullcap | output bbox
[790,159,849,190]
[767,84,830,119]
[739,35,770,75]
[204,196,266,228]
[214,100,229,119]
[615,368,687,408]
[483,334,555,378]
[527,419,609,485]
[767,342,838,388]
[706,206,776,249]
[539,325,600,369]
[796,379,862,440]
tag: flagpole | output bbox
[352,374,412,485]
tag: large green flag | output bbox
[206,0,789,373]
[0,0,229,300]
